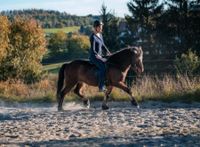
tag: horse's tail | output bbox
[56,64,66,98]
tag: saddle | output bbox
[88,61,109,85]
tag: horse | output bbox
[56,46,144,111]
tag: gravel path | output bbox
[0,101,200,147]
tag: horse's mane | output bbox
[107,46,134,64]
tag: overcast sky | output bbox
[0,0,131,17]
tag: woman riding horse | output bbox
[89,20,111,92]
[56,45,144,111]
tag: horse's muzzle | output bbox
[133,66,144,74]
[138,66,144,73]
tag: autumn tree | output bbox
[67,33,90,58]
[0,17,47,82]
[48,31,67,55]
[0,16,9,63]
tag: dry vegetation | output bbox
[0,74,200,103]
[132,75,200,102]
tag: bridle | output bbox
[130,47,143,74]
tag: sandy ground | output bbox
[0,101,200,147]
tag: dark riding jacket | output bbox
[89,33,110,89]
[89,33,110,62]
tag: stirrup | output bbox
[99,86,107,92]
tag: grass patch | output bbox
[0,74,200,103]
[131,75,200,103]
[0,75,57,103]
[44,26,80,34]
[142,89,200,103]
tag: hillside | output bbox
[0,9,99,28]
[44,26,80,34]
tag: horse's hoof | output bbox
[131,100,139,107]
[102,104,109,110]
[58,107,64,111]
[83,100,90,108]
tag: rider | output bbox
[89,20,111,92]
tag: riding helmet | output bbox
[93,20,103,28]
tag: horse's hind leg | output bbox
[74,83,90,108]
[58,82,76,111]
[102,86,113,110]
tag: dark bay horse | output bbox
[56,46,144,111]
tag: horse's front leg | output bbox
[102,86,113,110]
[115,82,139,108]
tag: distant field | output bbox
[44,26,80,34]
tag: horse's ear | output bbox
[138,46,143,55]
[132,47,143,57]
[131,47,139,55]
[139,46,142,51]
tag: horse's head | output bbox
[130,46,144,74]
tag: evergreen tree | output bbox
[100,4,120,52]
[125,0,163,54]
[165,0,200,54]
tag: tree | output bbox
[100,4,120,52]
[0,17,47,82]
[79,25,92,36]
[165,0,200,54]
[0,16,9,63]
[0,9,94,28]
[175,49,200,76]
[125,0,163,54]
[48,31,67,55]
[67,33,90,58]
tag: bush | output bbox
[45,32,90,62]
[0,17,47,83]
[67,33,90,58]
[48,31,67,55]
[0,16,9,63]
[175,49,200,76]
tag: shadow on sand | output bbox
[1,135,200,147]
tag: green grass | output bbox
[44,26,80,34]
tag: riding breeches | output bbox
[89,57,106,89]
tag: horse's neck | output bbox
[107,50,132,72]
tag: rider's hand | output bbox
[101,58,107,62]
[95,54,102,59]
[107,51,112,56]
